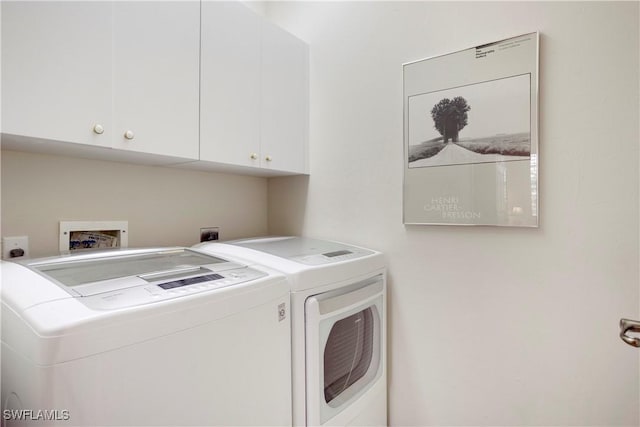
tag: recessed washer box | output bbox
[59,221,128,253]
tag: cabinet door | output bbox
[1,1,112,146]
[200,1,261,167]
[112,1,200,160]
[261,21,309,173]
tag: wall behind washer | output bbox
[266,1,639,426]
[1,150,268,257]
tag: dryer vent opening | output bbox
[323,308,374,403]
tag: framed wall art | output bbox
[403,32,539,227]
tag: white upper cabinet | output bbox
[1,1,113,147]
[112,1,200,159]
[2,1,307,175]
[1,1,199,161]
[200,1,309,174]
[200,1,262,167]
[261,20,309,174]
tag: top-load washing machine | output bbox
[195,237,387,427]
[1,247,291,427]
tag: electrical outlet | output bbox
[2,236,30,259]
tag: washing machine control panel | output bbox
[22,248,270,311]
[82,267,267,310]
[156,273,224,290]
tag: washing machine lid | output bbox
[229,237,374,265]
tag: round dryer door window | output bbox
[305,275,384,424]
[324,307,375,403]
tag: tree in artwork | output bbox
[430,96,471,143]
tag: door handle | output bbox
[619,318,640,348]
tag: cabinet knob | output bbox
[265,156,273,162]
[93,124,105,135]
[250,153,258,160]
[124,130,135,140]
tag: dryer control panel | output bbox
[292,249,371,265]
[231,237,375,266]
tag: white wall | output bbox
[241,0,268,16]
[267,2,640,426]
[1,150,268,256]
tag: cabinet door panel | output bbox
[1,1,112,146]
[261,21,309,173]
[200,1,261,167]
[112,1,199,160]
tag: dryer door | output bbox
[305,275,384,425]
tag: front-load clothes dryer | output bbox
[195,237,387,427]
[1,247,291,427]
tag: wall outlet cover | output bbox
[2,236,30,259]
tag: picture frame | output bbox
[403,32,539,227]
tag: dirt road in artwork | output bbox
[409,143,527,168]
